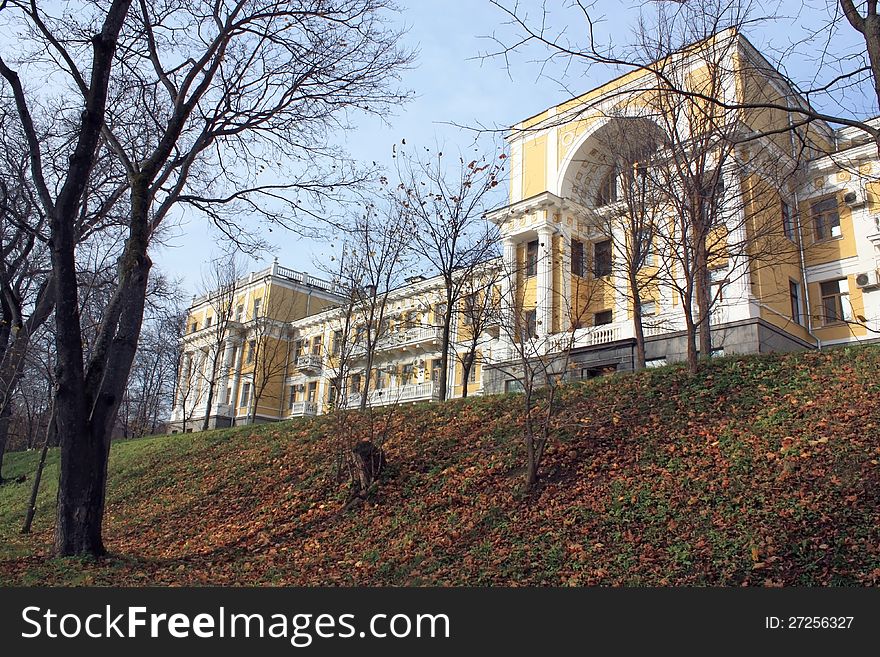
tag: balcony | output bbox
[346,381,439,408]
[294,354,323,373]
[289,400,319,417]
[388,325,443,349]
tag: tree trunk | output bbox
[0,403,9,484]
[438,294,453,401]
[22,408,55,534]
[695,240,712,359]
[629,271,646,370]
[56,178,151,557]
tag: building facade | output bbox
[170,31,880,430]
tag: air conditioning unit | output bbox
[855,270,880,289]
[844,190,866,208]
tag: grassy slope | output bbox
[1,345,879,586]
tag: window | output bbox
[430,360,441,384]
[789,280,803,325]
[293,339,303,363]
[224,387,231,404]
[525,240,539,277]
[434,303,448,324]
[401,363,414,383]
[638,229,655,267]
[639,300,657,317]
[205,315,213,327]
[332,330,343,354]
[190,321,198,333]
[594,310,613,326]
[288,385,297,410]
[252,297,262,318]
[240,382,250,408]
[523,308,538,338]
[246,339,256,364]
[468,365,477,383]
[820,279,852,325]
[311,335,322,355]
[236,304,244,321]
[505,379,525,394]
[462,295,476,326]
[782,201,796,241]
[593,240,612,277]
[812,197,841,241]
[571,238,585,276]
[596,168,618,205]
[375,371,386,390]
[351,373,362,393]
[307,382,317,402]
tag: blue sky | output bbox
[152,0,867,299]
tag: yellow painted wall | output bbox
[801,189,857,267]
[808,275,867,340]
[522,135,547,199]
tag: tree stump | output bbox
[348,439,386,500]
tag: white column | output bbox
[174,351,193,414]
[499,236,518,349]
[537,225,554,338]
[228,339,245,412]
[558,223,572,331]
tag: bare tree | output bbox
[579,116,666,369]
[342,199,413,411]
[193,253,246,431]
[492,246,598,492]
[396,146,505,400]
[454,264,502,397]
[0,0,412,555]
[486,0,880,151]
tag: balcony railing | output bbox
[389,325,443,348]
[345,381,439,408]
[289,400,319,417]
[294,353,323,372]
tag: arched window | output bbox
[596,167,618,206]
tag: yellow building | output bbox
[171,30,880,427]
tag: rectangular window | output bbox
[812,197,841,241]
[462,295,476,326]
[593,240,612,277]
[351,374,362,393]
[311,335,322,355]
[332,330,343,354]
[639,300,657,317]
[252,297,262,318]
[236,304,244,321]
[225,387,231,404]
[789,280,803,325]
[525,240,539,277]
[246,339,256,364]
[638,229,655,267]
[205,315,213,327]
[469,365,477,383]
[288,384,297,410]
[594,310,613,326]
[505,379,525,394]
[571,238,585,276]
[401,363,414,382]
[190,322,198,333]
[307,382,317,402]
[240,382,250,408]
[820,279,852,325]
[782,201,796,241]
[523,308,538,338]
[293,339,303,362]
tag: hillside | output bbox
[1,345,879,586]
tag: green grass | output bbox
[1,344,879,586]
